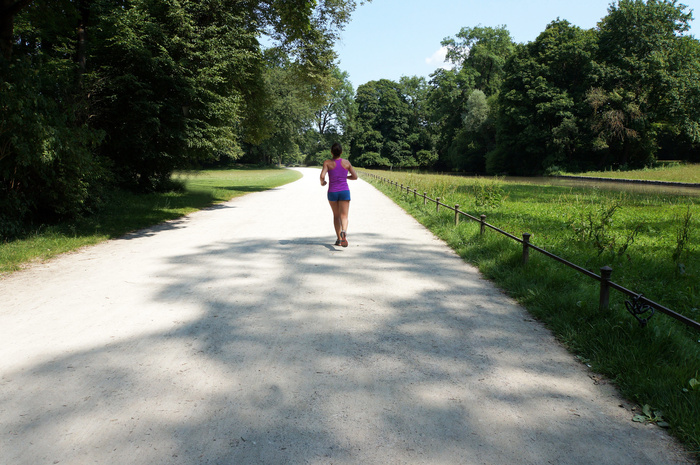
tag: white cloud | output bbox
[425,46,454,70]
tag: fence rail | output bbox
[362,171,700,332]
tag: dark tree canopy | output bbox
[0,0,364,237]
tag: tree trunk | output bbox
[0,0,34,60]
[75,0,90,86]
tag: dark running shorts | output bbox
[327,190,351,201]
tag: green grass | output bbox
[362,169,700,454]
[562,163,700,183]
[0,167,302,275]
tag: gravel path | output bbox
[0,168,693,464]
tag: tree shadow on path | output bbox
[0,231,690,464]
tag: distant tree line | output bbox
[342,0,700,174]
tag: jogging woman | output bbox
[320,143,358,247]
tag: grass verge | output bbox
[562,163,700,183]
[363,169,700,455]
[0,167,302,275]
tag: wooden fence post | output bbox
[480,215,486,235]
[522,233,531,264]
[414,189,417,201]
[599,266,613,310]
[423,192,427,205]
[436,198,440,212]
[454,205,460,225]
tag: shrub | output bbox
[353,151,392,168]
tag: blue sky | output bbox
[335,0,700,89]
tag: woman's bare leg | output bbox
[338,200,350,233]
[328,201,341,240]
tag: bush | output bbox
[0,58,106,240]
[353,151,392,168]
[471,178,506,209]
[305,150,328,166]
[416,149,438,168]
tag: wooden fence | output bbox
[362,171,700,332]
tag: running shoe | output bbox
[340,231,348,247]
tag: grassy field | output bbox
[362,169,700,454]
[563,162,700,183]
[0,167,302,275]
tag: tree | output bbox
[307,66,355,156]
[426,25,514,172]
[662,35,700,161]
[0,0,34,59]
[352,79,407,166]
[253,49,320,165]
[399,76,436,167]
[88,0,265,190]
[592,0,696,167]
[492,20,597,174]
[427,67,475,170]
[351,78,433,168]
[1,0,106,237]
[442,25,515,96]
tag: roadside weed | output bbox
[673,205,694,266]
[633,405,670,428]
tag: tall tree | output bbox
[315,67,355,139]
[399,76,437,167]
[352,78,432,168]
[300,66,356,165]
[492,20,597,174]
[1,0,106,237]
[442,25,515,96]
[252,48,321,165]
[427,25,514,172]
[0,0,33,58]
[592,0,696,167]
[427,67,475,170]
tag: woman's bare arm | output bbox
[320,161,329,186]
[347,163,358,180]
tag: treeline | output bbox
[337,0,700,174]
[3,0,700,239]
[0,0,360,238]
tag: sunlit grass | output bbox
[562,163,700,183]
[0,168,302,275]
[363,169,700,452]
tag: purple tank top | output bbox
[328,158,349,193]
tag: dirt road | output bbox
[0,168,693,464]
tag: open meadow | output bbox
[363,168,700,453]
[563,163,700,184]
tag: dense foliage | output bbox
[346,0,700,174]
[350,77,434,168]
[1,0,361,238]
